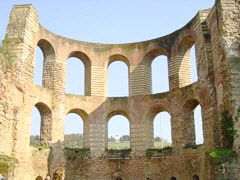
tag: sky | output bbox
[0,0,214,145]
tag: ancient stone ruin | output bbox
[0,0,240,179]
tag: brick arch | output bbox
[170,30,197,88]
[141,47,169,66]
[171,29,197,55]
[35,176,43,180]
[107,54,130,97]
[112,172,126,180]
[105,110,131,149]
[108,54,130,67]
[147,107,171,123]
[37,39,55,60]
[68,51,92,68]
[106,110,130,123]
[192,174,200,180]
[34,102,52,146]
[181,99,203,145]
[145,106,172,148]
[66,108,90,148]
[67,51,92,95]
[67,108,89,123]
[34,39,56,88]
[163,171,179,180]
[182,99,200,112]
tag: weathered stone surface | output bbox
[0,0,239,179]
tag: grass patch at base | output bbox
[0,155,18,174]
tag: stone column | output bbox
[49,59,66,173]
[3,4,42,179]
[215,0,240,152]
[129,65,152,96]
[168,49,192,90]
[89,113,106,157]
[90,66,107,96]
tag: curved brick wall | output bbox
[0,1,240,179]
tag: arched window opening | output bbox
[34,46,44,86]
[34,39,55,88]
[152,56,169,94]
[190,45,198,83]
[171,177,177,180]
[30,106,41,146]
[30,103,52,146]
[178,36,197,87]
[64,113,84,148]
[35,176,43,180]
[153,112,172,148]
[116,177,123,180]
[66,57,85,95]
[194,105,204,145]
[192,175,199,180]
[108,61,129,97]
[108,115,130,149]
[182,100,204,146]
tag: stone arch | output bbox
[112,172,126,180]
[67,51,92,95]
[138,47,169,94]
[181,99,204,146]
[33,102,52,146]
[151,54,169,93]
[107,54,130,97]
[169,29,198,89]
[142,47,169,66]
[116,177,124,180]
[145,106,172,148]
[106,110,130,122]
[68,51,92,68]
[65,108,90,148]
[35,39,56,88]
[171,29,197,54]
[192,174,199,180]
[108,54,130,67]
[164,171,179,180]
[176,35,196,88]
[105,110,131,149]
[35,176,43,180]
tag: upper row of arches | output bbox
[34,36,198,96]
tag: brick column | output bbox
[216,0,240,152]
[169,50,192,90]
[4,4,41,179]
[130,65,151,96]
[131,123,147,155]
[49,59,66,173]
[90,66,107,96]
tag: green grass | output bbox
[108,142,130,149]
[108,141,171,149]
[154,142,172,148]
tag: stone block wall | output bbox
[0,0,239,179]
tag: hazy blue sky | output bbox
[1,0,214,144]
